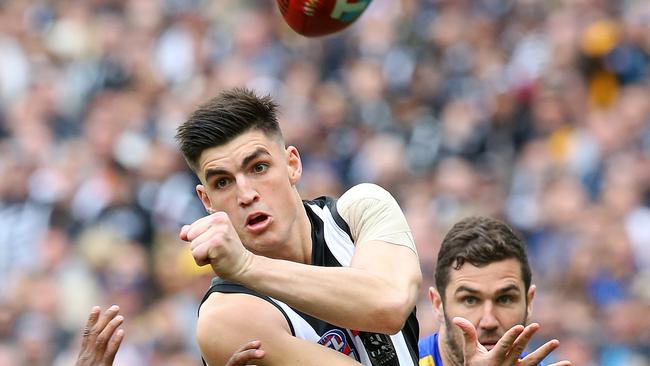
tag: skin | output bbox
[183,129,420,364]
[75,306,124,366]
[429,259,571,366]
[70,129,418,366]
[77,229,569,366]
[76,307,265,366]
[192,130,309,264]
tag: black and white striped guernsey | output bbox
[199,196,420,365]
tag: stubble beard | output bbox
[442,310,528,366]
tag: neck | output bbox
[277,190,312,264]
[293,200,313,264]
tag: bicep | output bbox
[198,293,362,366]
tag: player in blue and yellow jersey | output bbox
[418,216,571,366]
[418,332,443,366]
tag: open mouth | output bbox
[246,213,271,232]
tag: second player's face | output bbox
[195,129,303,257]
[441,258,535,360]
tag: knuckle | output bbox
[210,212,225,223]
[96,334,107,345]
[191,250,203,262]
[207,236,222,247]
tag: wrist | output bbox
[230,249,259,283]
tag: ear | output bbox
[196,184,214,214]
[286,146,302,186]
[526,284,536,317]
[429,287,445,322]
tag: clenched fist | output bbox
[180,212,254,281]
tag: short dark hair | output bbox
[175,88,283,170]
[434,216,532,300]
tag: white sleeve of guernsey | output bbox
[336,183,417,254]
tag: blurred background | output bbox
[0,0,649,365]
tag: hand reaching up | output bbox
[75,306,124,366]
[452,317,571,366]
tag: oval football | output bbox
[277,0,372,37]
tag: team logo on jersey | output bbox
[318,329,359,360]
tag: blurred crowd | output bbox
[0,0,649,365]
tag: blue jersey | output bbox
[418,333,443,366]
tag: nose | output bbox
[478,301,499,332]
[236,177,259,207]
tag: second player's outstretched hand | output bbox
[225,340,266,366]
[75,305,124,366]
[452,317,571,366]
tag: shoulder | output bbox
[337,183,396,215]
[197,292,291,364]
[339,183,392,204]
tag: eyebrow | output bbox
[241,148,271,170]
[454,284,521,296]
[495,284,521,294]
[455,286,480,295]
[204,148,271,183]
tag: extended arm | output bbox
[185,184,421,334]
[244,184,421,334]
[238,239,419,334]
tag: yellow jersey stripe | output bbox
[418,355,436,366]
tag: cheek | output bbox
[494,307,527,328]
[209,193,240,217]
[444,303,481,324]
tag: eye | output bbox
[497,296,514,305]
[215,177,231,189]
[462,296,478,306]
[253,163,269,173]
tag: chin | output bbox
[247,236,281,257]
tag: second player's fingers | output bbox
[504,323,539,363]
[95,315,124,356]
[546,361,572,366]
[490,323,525,363]
[81,306,101,349]
[226,349,265,366]
[90,306,120,345]
[103,328,125,366]
[452,317,480,359]
[234,340,262,353]
[519,339,561,366]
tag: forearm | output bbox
[238,254,419,333]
